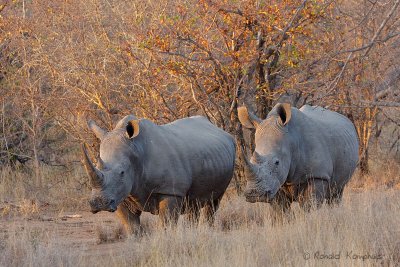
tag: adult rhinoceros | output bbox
[238,103,358,214]
[82,115,235,233]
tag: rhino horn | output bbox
[81,143,104,187]
[88,120,107,140]
[97,156,105,170]
[240,144,259,181]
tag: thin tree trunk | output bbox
[359,147,369,174]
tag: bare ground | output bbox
[0,211,121,256]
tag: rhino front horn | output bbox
[239,144,259,181]
[81,143,104,187]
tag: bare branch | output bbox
[277,0,308,49]
[360,100,400,107]
[363,0,400,56]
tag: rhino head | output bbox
[238,103,292,203]
[82,116,141,213]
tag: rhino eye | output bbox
[120,171,124,175]
[274,160,280,166]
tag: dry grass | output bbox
[0,158,399,266]
[96,224,125,244]
[0,164,89,215]
[0,189,399,267]
[349,158,400,190]
[0,224,77,266]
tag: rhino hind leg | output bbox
[185,200,201,226]
[158,196,183,227]
[299,178,329,212]
[327,186,344,206]
[115,202,142,236]
[203,196,222,226]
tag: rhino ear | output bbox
[88,120,107,140]
[126,120,140,139]
[238,106,261,129]
[276,103,292,126]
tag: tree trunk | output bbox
[354,107,377,176]
[359,146,369,175]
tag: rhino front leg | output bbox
[115,203,142,236]
[270,189,292,225]
[158,196,183,227]
[299,178,328,212]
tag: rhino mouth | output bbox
[245,196,257,203]
[90,199,117,214]
[108,207,117,213]
[245,188,276,203]
[90,207,116,214]
[91,209,100,214]
[245,194,271,203]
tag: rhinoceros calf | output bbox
[82,115,235,234]
[238,103,358,213]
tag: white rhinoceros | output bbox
[238,103,358,213]
[82,115,235,233]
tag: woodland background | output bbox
[0,0,399,193]
[0,1,400,266]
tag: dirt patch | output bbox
[0,211,129,258]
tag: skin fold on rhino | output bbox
[238,103,359,219]
[82,115,236,234]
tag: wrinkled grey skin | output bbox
[82,115,235,233]
[238,103,358,214]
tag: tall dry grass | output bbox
[349,157,400,190]
[0,156,399,266]
[0,164,88,216]
[0,189,399,267]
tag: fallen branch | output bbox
[59,214,83,221]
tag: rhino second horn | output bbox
[81,144,104,187]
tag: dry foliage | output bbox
[0,0,399,182]
[0,1,399,265]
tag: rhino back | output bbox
[289,105,358,187]
[137,116,235,202]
